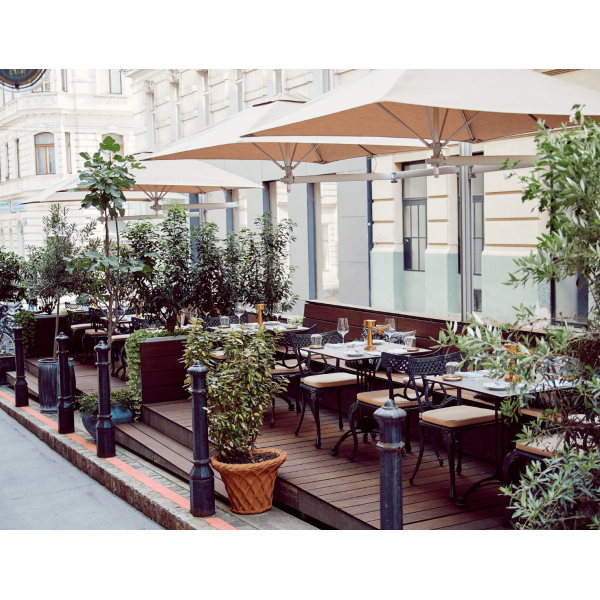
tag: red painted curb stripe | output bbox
[0,388,237,530]
[204,517,238,530]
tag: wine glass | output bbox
[337,317,349,347]
[234,302,244,326]
[384,317,396,346]
[274,302,283,323]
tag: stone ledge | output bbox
[0,394,214,531]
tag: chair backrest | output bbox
[131,317,150,331]
[202,313,248,328]
[289,330,341,376]
[89,307,106,331]
[355,357,381,393]
[65,302,79,310]
[405,351,464,411]
[380,348,441,401]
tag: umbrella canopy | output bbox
[243,69,600,156]
[23,158,262,206]
[146,91,425,177]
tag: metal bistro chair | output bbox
[406,352,497,502]
[359,326,416,345]
[131,316,151,331]
[80,307,108,363]
[201,312,249,329]
[331,348,443,460]
[275,323,317,369]
[291,331,356,448]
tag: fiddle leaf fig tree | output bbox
[74,136,145,344]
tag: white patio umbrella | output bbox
[243,69,600,163]
[22,158,263,219]
[146,91,426,181]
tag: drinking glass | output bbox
[220,316,230,328]
[234,302,244,325]
[311,334,322,347]
[273,302,283,323]
[404,335,416,348]
[446,362,459,376]
[337,318,349,346]
[384,317,396,345]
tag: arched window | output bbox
[103,133,124,158]
[35,133,56,174]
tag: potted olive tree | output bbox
[183,321,288,514]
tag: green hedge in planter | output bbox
[12,310,36,357]
[79,388,138,419]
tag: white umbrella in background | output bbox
[145,91,426,183]
[243,69,600,164]
[22,157,263,220]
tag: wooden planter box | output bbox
[139,336,189,404]
[29,314,69,358]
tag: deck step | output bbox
[142,400,193,450]
[115,421,228,499]
[6,371,39,397]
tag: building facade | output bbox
[0,69,135,253]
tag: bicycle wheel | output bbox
[0,330,15,355]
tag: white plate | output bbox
[484,382,507,391]
[345,351,363,357]
[373,339,384,345]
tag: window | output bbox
[474,289,483,312]
[274,69,283,94]
[148,93,157,145]
[402,162,427,272]
[109,70,122,94]
[35,133,56,174]
[61,69,68,92]
[173,83,181,139]
[65,132,72,173]
[201,71,210,127]
[235,69,244,112]
[15,139,20,178]
[33,76,51,93]
[472,174,484,276]
[103,133,124,158]
[322,69,333,93]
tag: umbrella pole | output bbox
[459,142,473,321]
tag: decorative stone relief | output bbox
[143,80,155,92]
[166,70,180,83]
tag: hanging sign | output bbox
[0,201,10,213]
[11,201,26,212]
[0,69,49,92]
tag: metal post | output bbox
[374,399,406,530]
[189,360,215,517]
[57,332,74,433]
[95,340,115,458]
[13,325,28,408]
[459,141,474,321]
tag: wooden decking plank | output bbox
[401,504,508,530]
[437,515,509,530]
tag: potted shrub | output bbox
[78,389,137,440]
[183,321,289,514]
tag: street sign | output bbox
[0,201,10,213]
[11,201,25,212]
[0,69,49,92]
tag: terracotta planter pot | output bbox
[211,448,287,514]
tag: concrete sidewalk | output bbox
[0,386,316,531]
[0,407,162,530]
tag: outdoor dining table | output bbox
[423,372,574,507]
[209,323,310,333]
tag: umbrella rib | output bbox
[251,143,285,169]
[443,111,481,146]
[439,108,449,141]
[376,103,430,147]
[425,106,435,141]
[461,110,475,141]
[313,146,323,163]
[358,145,374,156]
[292,144,321,169]
[528,114,551,130]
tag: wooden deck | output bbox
[6,356,129,398]
[116,398,509,530]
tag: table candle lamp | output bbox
[255,304,265,327]
[363,319,377,351]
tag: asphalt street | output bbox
[0,408,162,529]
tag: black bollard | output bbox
[374,399,406,530]
[13,325,28,408]
[189,360,215,517]
[95,340,115,458]
[57,332,74,433]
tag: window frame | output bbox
[402,161,428,273]
[35,132,56,175]
[65,132,72,174]
[235,69,244,112]
[472,194,484,276]
[15,139,20,178]
[109,69,122,94]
